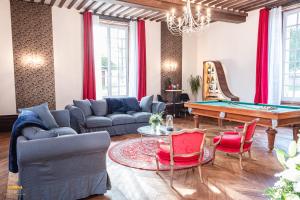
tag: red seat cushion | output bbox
[157,144,201,166]
[213,134,251,153]
[223,131,239,135]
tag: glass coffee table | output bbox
[137,125,179,156]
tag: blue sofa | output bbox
[14,105,111,200]
[66,96,166,135]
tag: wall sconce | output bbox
[165,61,177,72]
[22,53,44,67]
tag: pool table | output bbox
[184,100,300,152]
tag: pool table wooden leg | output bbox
[293,125,300,141]
[194,115,200,128]
[266,128,277,152]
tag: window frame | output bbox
[96,22,129,98]
[282,8,300,102]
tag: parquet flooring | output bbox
[0,117,291,200]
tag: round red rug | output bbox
[108,137,212,171]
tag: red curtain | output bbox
[137,20,147,101]
[83,11,96,100]
[254,8,269,104]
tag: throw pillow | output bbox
[90,99,108,116]
[140,95,154,112]
[23,103,59,129]
[73,99,93,116]
[123,97,141,112]
[105,98,127,114]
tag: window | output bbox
[93,22,129,98]
[282,9,300,101]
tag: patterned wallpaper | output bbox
[10,0,56,110]
[161,22,182,102]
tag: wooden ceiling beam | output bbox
[85,1,98,11]
[213,0,235,8]
[144,11,160,20]
[116,7,133,17]
[100,4,116,14]
[135,10,153,18]
[220,0,247,9]
[126,9,145,19]
[200,0,217,5]
[227,0,256,10]
[137,10,156,19]
[244,0,296,12]
[50,0,57,6]
[106,5,123,15]
[68,0,78,9]
[123,8,138,18]
[207,0,223,7]
[58,0,67,7]
[150,13,165,21]
[41,0,46,4]
[77,0,90,10]
[94,2,106,13]
[233,0,268,11]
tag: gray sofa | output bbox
[66,96,166,135]
[16,109,111,200]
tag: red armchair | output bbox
[212,119,259,170]
[155,129,206,187]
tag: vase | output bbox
[152,124,161,134]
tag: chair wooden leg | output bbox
[155,156,159,174]
[248,150,252,159]
[212,147,217,165]
[170,165,174,187]
[198,165,203,183]
[239,153,243,170]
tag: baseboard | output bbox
[0,115,17,132]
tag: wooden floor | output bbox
[0,117,291,200]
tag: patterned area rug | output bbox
[108,137,212,171]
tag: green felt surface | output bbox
[195,100,300,113]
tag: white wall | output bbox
[196,10,259,102]
[52,7,83,109]
[0,0,16,115]
[182,32,199,101]
[145,21,161,99]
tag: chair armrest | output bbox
[152,101,166,114]
[65,105,86,132]
[17,131,110,164]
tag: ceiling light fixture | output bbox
[166,0,211,36]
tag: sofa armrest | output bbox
[17,131,110,164]
[51,110,70,127]
[152,101,166,114]
[65,105,86,132]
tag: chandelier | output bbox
[166,0,211,36]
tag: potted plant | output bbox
[189,75,202,100]
[265,135,300,200]
[149,113,163,133]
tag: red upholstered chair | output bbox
[155,129,206,187]
[212,119,259,170]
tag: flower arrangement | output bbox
[149,113,163,128]
[266,135,300,200]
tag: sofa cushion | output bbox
[22,103,59,129]
[86,116,112,128]
[107,114,135,125]
[22,127,58,140]
[90,99,107,116]
[73,100,92,117]
[140,95,153,112]
[131,112,151,123]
